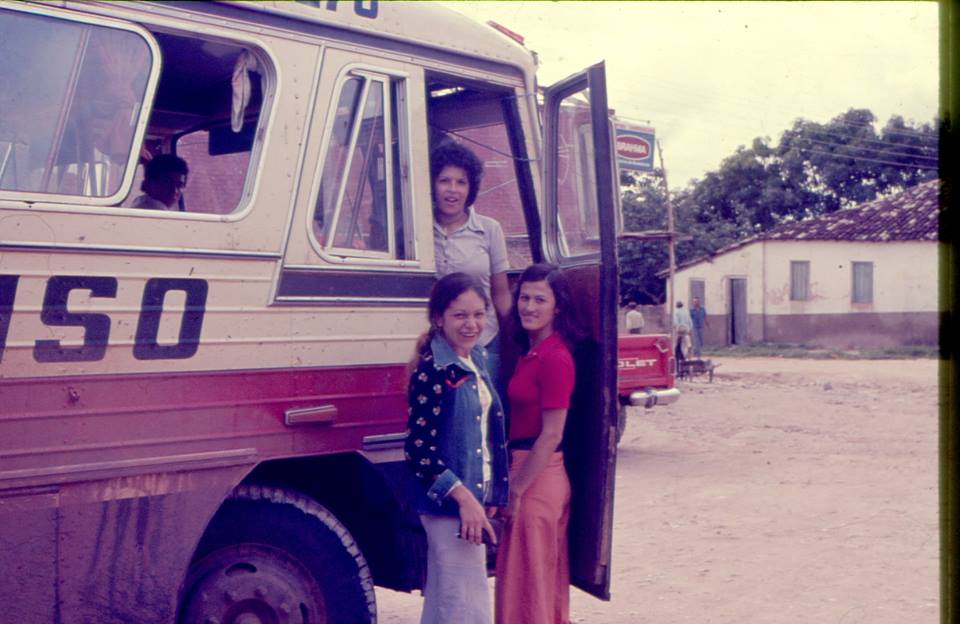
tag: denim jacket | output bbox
[404,334,509,516]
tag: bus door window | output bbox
[426,78,534,269]
[0,8,153,200]
[313,70,411,260]
[555,90,601,258]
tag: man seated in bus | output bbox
[131,154,189,211]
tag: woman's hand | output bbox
[449,484,497,545]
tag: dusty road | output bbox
[376,357,940,623]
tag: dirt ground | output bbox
[376,356,940,623]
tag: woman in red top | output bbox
[495,263,581,624]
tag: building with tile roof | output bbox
[665,179,940,349]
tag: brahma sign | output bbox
[614,124,656,172]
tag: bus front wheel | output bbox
[178,484,376,624]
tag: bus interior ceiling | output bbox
[426,76,514,136]
[148,31,263,139]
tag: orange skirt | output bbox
[495,450,571,624]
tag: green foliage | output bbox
[618,170,669,304]
[777,109,938,214]
[617,109,939,303]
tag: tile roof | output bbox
[762,178,940,243]
[670,179,940,274]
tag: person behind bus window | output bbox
[131,154,189,211]
[404,272,509,624]
[495,263,581,624]
[431,142,511,386]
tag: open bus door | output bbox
[542,62,619,599]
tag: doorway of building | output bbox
[729,278,747,345]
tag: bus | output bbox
[0,2,622,621]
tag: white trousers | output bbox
[419,513,492,624]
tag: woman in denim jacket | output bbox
[405,272,509,624]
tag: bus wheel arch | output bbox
[177,484,376,624]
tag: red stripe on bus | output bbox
[0,364,410,487]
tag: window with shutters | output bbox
[790,261,810,301]
[851,261,873,304]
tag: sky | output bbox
[439,1,940,187]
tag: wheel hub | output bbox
[180,544,326,624]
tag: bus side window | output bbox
[0,9,152,199]
[127,32,267,215]
[313,71,411,260]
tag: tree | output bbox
[777,108,938,214]
[616,110,939,303]
[618,169,669,304]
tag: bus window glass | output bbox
[390,79,410,259]
[315,77,363,239]
[314,72,410,260]
[0,9,151,198]
[556,89,600,257]
[333,80,387,252]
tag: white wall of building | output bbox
[670,244,762,315]
[669,239,938,347]
[761,240,937,314]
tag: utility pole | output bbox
[657,139,676,343]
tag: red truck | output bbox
[616,333,680,440]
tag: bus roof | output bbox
[228,1,538,74]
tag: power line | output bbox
[794,147,939,171]
[789,138,939,163]
[629,96,939,151]
[799,132,939,153]
[816,117,940,140]
[611,77,938,141]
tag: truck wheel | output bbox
[178,484,376,624]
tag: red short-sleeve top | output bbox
[506,332,576,441]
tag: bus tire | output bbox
[178,484,376,624]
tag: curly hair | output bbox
[430,141,484,210]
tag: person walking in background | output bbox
[431,142,512,386]
[689,296,708,357]
[624,301,645,335]
[405,273,509,624]
[673,300,692,363]
[495,263,581,624]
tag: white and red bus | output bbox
[0,2,625,621]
